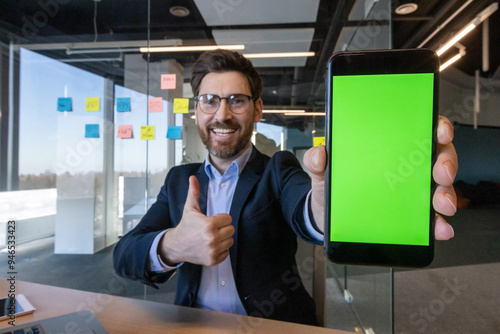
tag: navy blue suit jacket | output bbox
[113,147,322,325]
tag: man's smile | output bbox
[212,128,237,137]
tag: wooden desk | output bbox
[0,281,351,333]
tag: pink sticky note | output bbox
[148,97,163,112]
[161,74,176,90]
[117,125,133,138]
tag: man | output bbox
[113,50,457,325]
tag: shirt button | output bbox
[221,280,226,286]
[220,183,226,188]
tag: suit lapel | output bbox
[228,147,266,275]
[195,163,209,215]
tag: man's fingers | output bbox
[210,213,233,229]
[184,175,201,212]
[433,185,457,217]
[435,214,454,240]
[219,235,234,250]
[433,143,458,187]
[213,249,231,266]
[217,223,235,239]
[437,116,454,145]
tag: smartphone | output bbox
[0,294,35,321]
[325,49,439,268]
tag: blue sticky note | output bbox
[166,126,182,140]
[85,124,99,138]
[116,97,131,112]
[57,97,72,111]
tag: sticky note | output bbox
[148,97,163,112]
[161,74,176,90]
[117,125,133,138]
[141,126,155,140]
[57,97,72,111]
[85,124,99,138]
[116,98,131,112]
[167,126,182,139]
[173,98,189,114]
[86,97,100,111]
[313,137,325,147]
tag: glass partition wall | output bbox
[1,1,393,331]
[323,2,394,333]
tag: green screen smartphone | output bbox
[325,49,439,267]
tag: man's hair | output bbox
[190,50,263,99]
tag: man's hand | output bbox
[432,116,458,240]
[303,146,327,234]
[158,176,234,266]
[303,115,458,240]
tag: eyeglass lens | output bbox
[197,94,251,114]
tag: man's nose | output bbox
[214,99,233,121]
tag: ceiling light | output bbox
[140,44,245,53]
[436,2,498,56]
[440,45,466,71]
[436,23,476,56]
[439,53,463,71]
[263,110,306,114]
[395,3,418,15]
[284,112,325,117]
[243,52,315,59]
[170,6,190,17]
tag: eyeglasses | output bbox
[194,94,254,114]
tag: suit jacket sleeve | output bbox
[272,150,323,245]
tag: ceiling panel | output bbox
[194,0,320,26]
[212,28,315,67]
[334,25,390,52]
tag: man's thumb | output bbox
[304,145,326,178]
[185,175,201,212]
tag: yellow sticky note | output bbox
[86,97,100,111]
[141,126,155,140]
[313,137,325,147]
[173,98,189,114]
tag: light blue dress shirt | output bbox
[148,145,322,315]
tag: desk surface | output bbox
[0,281,351,333]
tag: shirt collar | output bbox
[204,144,253,179]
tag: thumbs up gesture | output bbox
[159,176,235,266]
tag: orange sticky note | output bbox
[117,125,133,138]
[173,98,189,114]
[313,137,325,147]
[141,126,155,140]
[86,97,100,111]
[161,74,176,90]
[148,97,163,112]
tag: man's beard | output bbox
[198,120,253,159]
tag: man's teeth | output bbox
[213,128,235,134]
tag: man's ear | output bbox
[254,98,263,123]
[194,102,199,125]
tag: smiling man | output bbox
[113,50,458,326]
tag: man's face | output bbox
[195,71,263,160]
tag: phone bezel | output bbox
[324,49,440,268]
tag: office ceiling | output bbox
[0,0,499,126]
